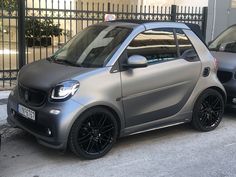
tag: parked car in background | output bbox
[8,21,226,159]
[209,25,236,107]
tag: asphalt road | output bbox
[1,110,236,177]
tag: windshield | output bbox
[51,25,132,67]
[209,25,236,53]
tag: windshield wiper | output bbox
[54,59,77,66]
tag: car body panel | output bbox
[7,22,226,149]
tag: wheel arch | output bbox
[207,86,227,104]
[69,104,123,138]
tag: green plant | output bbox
[25,18,62,38]
[0,0,17,14]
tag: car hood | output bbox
[18,59,94,91]
[211,51,236,70]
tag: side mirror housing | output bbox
[123,55,148,68]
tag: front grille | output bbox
[18,84,47,106]
[217,70,233,83]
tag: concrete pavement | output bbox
[1,110,236,177]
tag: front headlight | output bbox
[51,80,80,100]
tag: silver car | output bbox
[209,25,236,107]
[7,21,226,159]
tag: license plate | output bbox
[18,104,35,121]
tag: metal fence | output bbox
[0,0,208,88]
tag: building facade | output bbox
[206,0,236,42]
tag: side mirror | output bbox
[123,55,148,68]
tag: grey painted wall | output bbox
[206,0,236,42]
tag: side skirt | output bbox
[120,112,192,137]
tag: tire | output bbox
[191,89,224,132]
[69,107,118,159]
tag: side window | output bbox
[176,29,200,61]
[127,28,178,65]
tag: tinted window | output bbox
[176,29,199,61]
[52,26,132,68]
[127,29,178,65]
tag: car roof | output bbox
[100,20,204,42]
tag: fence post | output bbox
[107,2,111,12]
[18,0,26,69]
[171,5,177,22]
[202,6,208,41]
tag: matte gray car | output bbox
[7,21,226,159]
[209,25,236,107]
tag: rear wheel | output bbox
[191,89,224,132]
[69,107,118,159]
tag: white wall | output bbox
[140,0,208,7]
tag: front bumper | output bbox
[7,88,85,150]
[222,80,236,107]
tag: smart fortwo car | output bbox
[7,21,226,159]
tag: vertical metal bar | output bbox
[188,6,190,23]
[1,0,5,86]
[126,4,129,19]
[57,0,60,46]
[97,2,100,23]
[64,0,66,43]
[15,3,18,77]
[32,0,35,62]
[75,1,78,34]
[148,5,150,20]
[112,3,114,14]
[81,2,84,30]
[8,3,12,86]
[116,4,119,20]
[70,1,72,38]
[108,2,111,12]
[26,0,29,65]
[51,0,54,54]
[202,7,208,41]
[131,5,133,20]
[102,3,104,21]
[171,5,177,22]
[18,0,26,69]
[45,0,48,58]
[157,6,159,21]
[39,0,42,60]
[121,4,124,20]
[86,2,89,27]
[152,6,155,20]
[92,2,94,25]
[144,5,146,20]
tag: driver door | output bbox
[120,28,201,127]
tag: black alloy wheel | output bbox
[69,107,118,159]
[192,89,224,132]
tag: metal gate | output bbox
[0,0,208,89]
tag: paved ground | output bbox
[1,108,236,177]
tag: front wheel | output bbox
[191,89,224,132]
[69,107,118,159]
